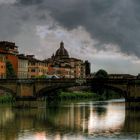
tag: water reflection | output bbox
[88,102,125,135]
[0,100,140,140]
[0,106,14,127]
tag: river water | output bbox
[0,99,140,140]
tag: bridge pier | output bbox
[124,109,140,133]
[16,82,35,97]
[125,84,140,109]
[13,81,38,108]
[125,98,140,110]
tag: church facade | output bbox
[46,42,90,78]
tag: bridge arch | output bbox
[34,78,129,99]
[35,82,127,100]
[87,82,128,99]
[0,85,16,97]
[35,84,81,98]
[103,85,127,99]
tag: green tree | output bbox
[95,69,108,79]
[6,61,16,79]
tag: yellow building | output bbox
[27,55,47,78]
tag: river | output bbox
[0,99,140,140]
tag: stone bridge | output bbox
[0,78,79,98]
[0,78,140,108]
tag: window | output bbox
[31,69,36,72]
[31,62,35,66]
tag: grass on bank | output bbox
[58,91,105,101]
[0,90,122,104]
[0,95,15,104]
[57,90,122,101]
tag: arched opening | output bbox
[89,83,127,101]
[36,84,80,98]
[104,85,127,99]
[35,84,126,102]
[0,86,16,103]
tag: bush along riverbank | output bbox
[0,95,15,104]
[57,91,104,101]
[57,90,122,101]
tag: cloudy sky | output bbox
[0,0,140,74]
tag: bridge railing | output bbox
[0,79,18,83]
[0,78,140,85]
[15,78,78,84]
[86,78,140,85]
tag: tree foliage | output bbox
[6,61,16,79]
[95,69,108,79]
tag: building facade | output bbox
[18,54,28,79]
[27,55,48,78]
[0,53,6,79]
[0,41,19,78]
[6,54,18,77]
[0,41,18,55]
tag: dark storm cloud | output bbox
[0,1,48,39]
[40,0,140,57]
[0,4,21,39]
[17,0,43,6]
[1,0,140,57]
[16,0,140,57]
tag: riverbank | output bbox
[0,95,14,104]
[58,91,104,101]
[0,90,122,104]
[57,91,122,101]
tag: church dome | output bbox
[55,42,69,59]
